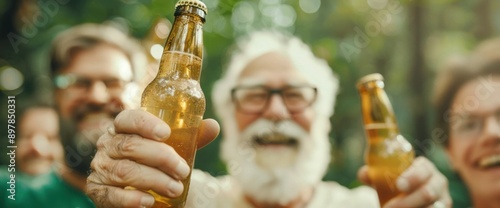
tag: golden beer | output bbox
[140,1,207,207]
[357,73,415,206]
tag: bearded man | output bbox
[1,23,146,208]
[87,31,451,208]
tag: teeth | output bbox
[253,133,297,146]
[479,154,500,168]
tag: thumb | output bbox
[196,118,220,149]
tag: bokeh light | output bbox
[367,0,389,10]
[150,44,164,60]
[271,4,296,28]
[231,1,256,32]
[155,20,170,39]
[299,0,321,14]
[0,66,24,91]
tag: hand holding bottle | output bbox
[357,157,451,208]
[357,73,451,208]
[86,109,219,208]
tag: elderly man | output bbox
[87,31,451,208]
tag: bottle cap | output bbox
[356,73,384,89]
[176,0,208,15]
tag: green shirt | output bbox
[1,168,95,208]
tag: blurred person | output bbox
[87,30,451,208]
[0,22,155,208]
[433,38,500,208]
[16,103,63,175]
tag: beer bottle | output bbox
[140,0,207,207]
[356,73,415,206]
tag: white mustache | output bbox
[239,119,308,146]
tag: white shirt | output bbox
[186,170,380,208]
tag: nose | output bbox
[87,81,110,104]
[479,116,500,146]
[261,94,290,122]
[29,134,52,157]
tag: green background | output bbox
[2,0,498,207]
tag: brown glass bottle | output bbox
[140,0,207,207]
[356,73,415,206]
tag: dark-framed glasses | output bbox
[450,109,500,140]
[54,74,130,95]
[231,85,317,114]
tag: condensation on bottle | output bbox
[356,73,415,207]
[140,0,207,207]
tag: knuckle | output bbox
[92,152,111,173]
[111,159,138,184]
[160,144,178,163]
[421,187,438,204]
[96,134,108,150]
[116,134,138,154]
[162,143,176,154]
[85,183,110,208]
[90,157,98,173]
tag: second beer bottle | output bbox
[140,0,207,207]
[356,73,415,206]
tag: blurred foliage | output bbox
[1,0,499,207]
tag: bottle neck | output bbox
[359,81,400,135]
[157,6,204,80]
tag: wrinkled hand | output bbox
[358,157,452,208]
[86,109,220,208]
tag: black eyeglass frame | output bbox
[230,85,318,114]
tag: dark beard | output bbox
[58,103,121,177]
[59,118,98,177]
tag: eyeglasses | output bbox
[231,85,317,114]
[54,74,130,96]
[450,109,500,140]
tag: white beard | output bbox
[221,118,331,205]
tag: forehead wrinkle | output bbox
[237,78,265,86]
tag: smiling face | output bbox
[446,75,500,200]
[55,44,133,125]
[234,52,316,168]
[17,107,63,175]
[220,51,331,204]
[54,43,134,175]
[235,51,314,132]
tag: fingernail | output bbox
[153,124,169,140]
[175,160,190,179]
[169,181,184,196]
[141,195,155,207]
[396,177,409,192]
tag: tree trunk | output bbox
[408,0,428,156]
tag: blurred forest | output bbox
[1,0,499,207]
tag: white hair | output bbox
[212,30,339,143]
[211,30,340,204]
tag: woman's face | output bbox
[446,75,500,199]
